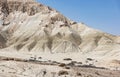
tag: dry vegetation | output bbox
[0,56,120,77]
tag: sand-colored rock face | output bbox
[0,0,120,55]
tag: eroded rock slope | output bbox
[0,0,120,55]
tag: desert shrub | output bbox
[8,58,14,60]
[72,22,77,25]
[38,57,42,59]
[95,71,100,75]
[14,58,22,61]
[2,58,9,61]
[87,58,93,61]
[76,72,82,76]
[63,58,72,61]
[59,63,66,67]
[77,62,82,64]
[51,14,67,22]
[47,6,53,11]
[52,61,59,65]
[64,66,70,69]
[58,70,68,76]
[67,61,76,66]
[86,75,93,77]
[2,70,4,72]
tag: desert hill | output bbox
[0,0,120,54]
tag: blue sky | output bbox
[37,0,120,35]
